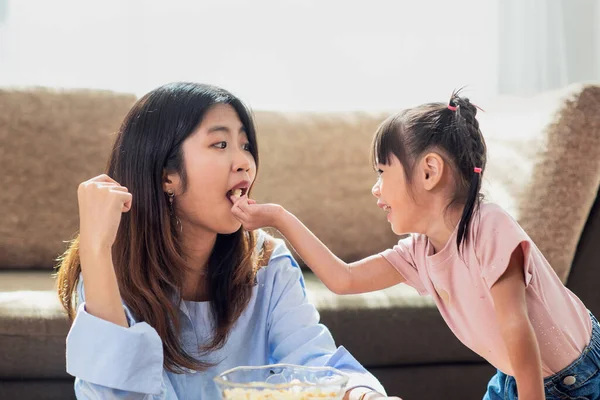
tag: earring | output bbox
[167,190,175,215]
[166,190,182,233]
[175,216,183,233]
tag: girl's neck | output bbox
[424,204,463,254]
[179,223,217,301]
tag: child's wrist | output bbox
[273,206,291,230]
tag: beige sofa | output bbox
[1,85,599,400]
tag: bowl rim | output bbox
[213,363,350,390]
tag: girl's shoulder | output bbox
[396,233,430,257]
[252,230,308,297]
[478,202,511,218]
[253,229,298,275]
[253,230,285,264]
[471,202,531,256]
[475,202,523,233]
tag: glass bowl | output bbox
[214,364,349,399]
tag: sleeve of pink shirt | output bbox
[379,235,428,295]
[475,204,534,289]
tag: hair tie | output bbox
[447,104,458,111]
[474,167,482,174]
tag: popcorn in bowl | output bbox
[214,364,349,400]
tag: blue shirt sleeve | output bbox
[265,239,386,395]
[66,278,169,398]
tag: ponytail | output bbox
[456,167,483,250]
[448,93,486,251]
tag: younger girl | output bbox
[231,93,600,400]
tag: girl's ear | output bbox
[420,152,445,191]
[163,169,181,194]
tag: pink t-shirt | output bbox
[380,203,592,377]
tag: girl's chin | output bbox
[219,217,243,235]
[389,221,407,236]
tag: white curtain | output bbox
[0,0,6,23]
[498,0,599,96]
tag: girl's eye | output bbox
[243,143,252,152]
[214,141,227,149]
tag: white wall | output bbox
[0,0,498,111]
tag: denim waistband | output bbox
[543,312,600,390]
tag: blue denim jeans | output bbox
[484,313,600,400]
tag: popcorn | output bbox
[216,366,347,400]
[231,188,243,197]
[222,386,341,400]
[222,380,342,400]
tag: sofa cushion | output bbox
[3,85,599,280]
[304,272,484,367]
[0,270,483,379]
[0,88,135,269]
[0,380,75,400]
[478,84,600,282]
[0,272,70,378]
[252,111,399,265]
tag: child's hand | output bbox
[230,194,283,231]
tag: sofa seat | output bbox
[0,270,484,378]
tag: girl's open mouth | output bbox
[227,187,248,203]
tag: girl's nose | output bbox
[234,149,251,173]
[372,181,381,198]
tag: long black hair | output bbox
[58,82,260,373]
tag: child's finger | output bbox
[248,199,257,205]
[231,197,250,217]
[231,196,252,215]
[230,194,249,206]
[234,195,252,212]
[231,205,247,220]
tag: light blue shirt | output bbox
[66,232,385,399]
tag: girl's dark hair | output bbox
[57,82,259,373]
[372,90,487,250]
